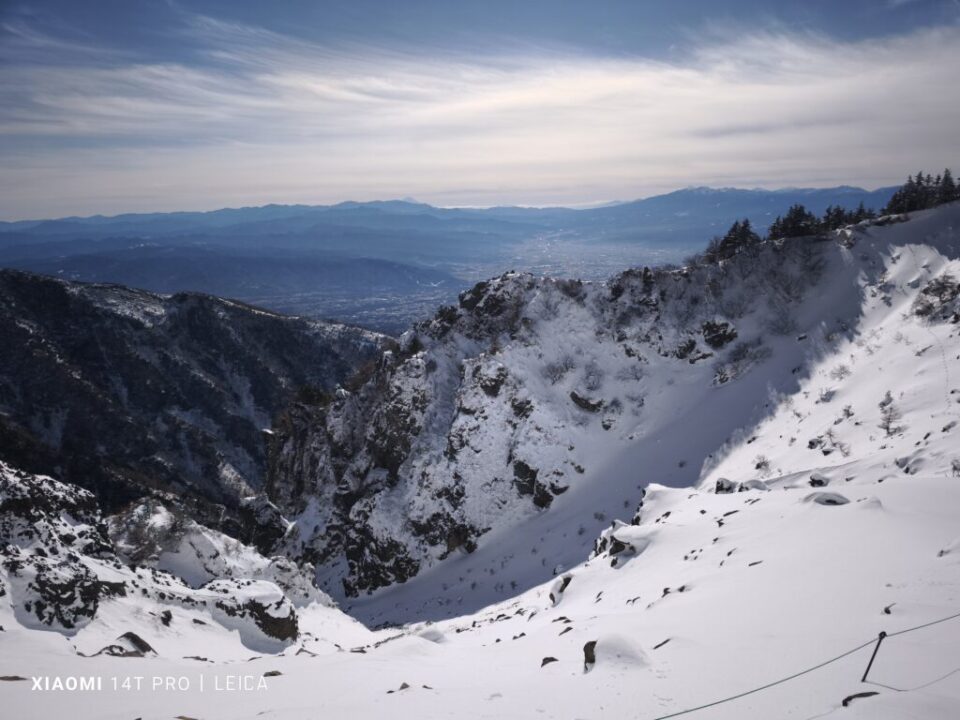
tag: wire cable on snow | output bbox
[648,640,876,720]
[648,609,960,720]
[866,667,960,693]
[885,608,960,637]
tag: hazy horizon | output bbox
[2,0,959,219]
[0,179,908,224]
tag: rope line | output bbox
[866,666,960,693]
[886,609,960,637]
[649,609,960,720]
[649,640,875,720]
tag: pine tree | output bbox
[882,171,952,214]
[738,218,761,254]
[709,218,762,261]
[921,173,936,209]
[822,205,841,230]
[853,201,873,222]
[878,391,903,437]
[768,216,783,240]
[939,168,957,205]
[769,204,820,239]
[883,177,910,214]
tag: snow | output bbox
[4,459,959,717]
[2,203,960,718]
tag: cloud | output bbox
[1,16,958,217]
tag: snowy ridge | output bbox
[269,203,960,613]
[0,462,343,655]
[107,499,330,608]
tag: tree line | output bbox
[883,169,957,214]
[700,168,956,263]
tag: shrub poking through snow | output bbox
[879,391,904,437]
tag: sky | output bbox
[1,0,959,219]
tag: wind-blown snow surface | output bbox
[3,204,960,718]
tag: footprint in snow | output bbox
[417,627,446,643]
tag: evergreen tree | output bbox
[707,218,762,261]
[939,168,957,205]
[921,173,935,208]
[821,205,842,230]
[878,391,903,437]
[769,204,820,239]
[885,168,957,214]
[820,203,874,230]
[853,201,873,223]
[768,216,783,240]
[883,176,913,214]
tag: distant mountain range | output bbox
[0,185,898,332]
[1,185,897,240]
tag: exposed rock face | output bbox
[0,269,384,530]
[267,229,834,599]
[0,462,115,632]
[107,499,326,608]
[208,579,300,645]
[238,494,291,556]
[0,461,321,646]
[913,273,960,322]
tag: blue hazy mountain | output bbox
[1,185,896,241]
[0,185,897,331]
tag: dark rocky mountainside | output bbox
[0,269,384,534]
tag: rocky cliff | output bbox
[266,212,857,599]
[0,269,384,535]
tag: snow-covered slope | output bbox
[3,394,959,717]
[0,462,347,650]
[2,204,960,719]
[268,203,960,616]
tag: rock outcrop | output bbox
[0,461,324,647]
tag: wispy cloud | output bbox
[1,14,958,217]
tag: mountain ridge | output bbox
[0,268,385,537]
[264,204,958,617]
[0,184,898,233]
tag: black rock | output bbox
[583,640,597,671]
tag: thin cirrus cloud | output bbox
[0,15,958,218]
